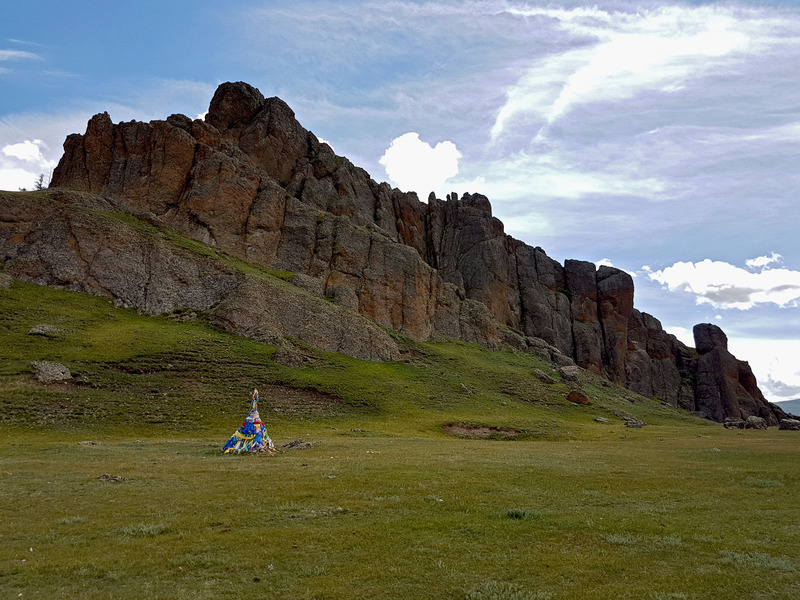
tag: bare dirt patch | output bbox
[443,423,521,438]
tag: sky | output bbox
[1,0,799,403]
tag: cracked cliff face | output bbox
[693,323,785,426]
[38,81,784,424]
[51,81,497,346]
[0,191,400,361]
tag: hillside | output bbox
[2,277,799,600]
[0,80,788,426]
[775,399,800,416]
[1,176,798,600]
[1,267,697,436]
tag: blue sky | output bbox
[2,0,799,402]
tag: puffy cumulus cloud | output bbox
[645,257,800,310]
[379,132,461,198]
[746,252,782,269]
[0,111,92,192]
[3,140,46,162]
[0,139,58,191]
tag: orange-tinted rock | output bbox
[567,390,591,405]
[43,82,782,424]
[0,192,398,361]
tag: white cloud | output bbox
[664,326,693,346]
[492,6,752,140]
[456,148,668,206]
[6,39,41,46]
[0,49,41,62]
[645,258,800,310]
[3,139,46,162]
[0,139,58,191]
[728,338,800,403]
[0,167,43,191]
[746,252,782,269]
[379,132,461,198]
[594,258,637,278]
[494,211,552,241]
[316,136,334,152]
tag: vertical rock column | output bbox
[596,266,634,384]
[693,323,779,425]
[564,260,604,374]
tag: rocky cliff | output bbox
[10,80,781,425]
[0,190,399,361]
[693,323,784,426]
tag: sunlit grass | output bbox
[1,279,798,599]
[1,432,797,599]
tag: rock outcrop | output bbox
[51,85,495,347]
[0,191,399,361]
[8,80,776,425]
[692,324,784,426]
[31,360,72,383]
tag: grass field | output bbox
[1,279,798,599]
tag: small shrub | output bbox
[719,551,794,572]
[747,478,784,488]
[56,515,87,524]
[603,533,640,546]
[120,522,168,537]
[657,535,682,548]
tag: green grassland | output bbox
[1,279,798,599]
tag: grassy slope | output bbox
[1,280,798,599]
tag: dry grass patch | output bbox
[443,422,522,438]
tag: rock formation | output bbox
[0,80,782,424]
[0,191,399,361]
[693,323,785,426]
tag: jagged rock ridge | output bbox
[8,80,785,425]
